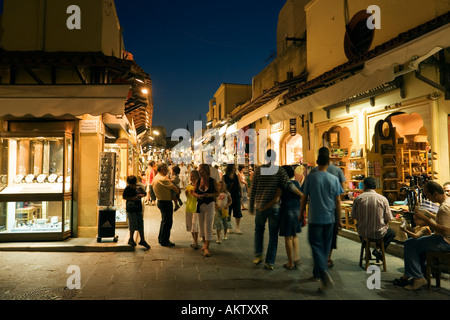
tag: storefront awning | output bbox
[0,84,131,117]
[268,67,395,124]
[268,23,450,124]
[237,91,287,129]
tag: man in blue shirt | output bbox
[300,152,344,292]
[311,147,346,269]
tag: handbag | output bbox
[221,208,229,218]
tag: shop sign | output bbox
[271,122,284,133]
[80,120,104,134]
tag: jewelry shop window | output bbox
[0,132,73,240]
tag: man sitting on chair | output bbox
[351,177,396,260]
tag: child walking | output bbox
[214,180,232,243]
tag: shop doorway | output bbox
[282,133,303,165]
[322,125,354,190]
[370,112,430,204]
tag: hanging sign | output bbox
[271,122,284,133]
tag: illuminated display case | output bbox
[0,131,73,240]
[104,142,131,227]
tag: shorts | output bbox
[229,195,242,219]
[127,210,144,231]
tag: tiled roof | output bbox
[231,71,308,120]
[0,50,149,80]
[285,11,450,100]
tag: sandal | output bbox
[327,259,334,268]
[283,263,295,270]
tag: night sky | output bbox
[114,0,287,137]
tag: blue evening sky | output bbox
[114,0,286,137]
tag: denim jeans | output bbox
[254,207,280,265]
[404,234,450,278]
[308,223,334,279]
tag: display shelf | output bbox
[400,148,430,182]
[377,143,401,204]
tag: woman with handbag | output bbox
[193,164,219,257]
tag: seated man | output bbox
[396,181,450,291]
[351,177,396,260]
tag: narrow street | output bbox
[0,197,448,303]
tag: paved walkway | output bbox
[0,199,449,303]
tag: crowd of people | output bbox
[122,148,450,293]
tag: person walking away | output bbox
[185,170,200,249]
[193,164,219,257]
[214,180,233,243]
[395,181,450,290]
[152,163,180,247]
[280,165,303,269]
[351,177,396,261]
[238,165,249,210]
[311,147,346,269]
[259,165,303,270]
[300,153,343,291]
[224,164,243,234]
[122,175,151,249]
[249,149,303,270]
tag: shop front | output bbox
[283,133,303,165]
[267,118,305,167]
[0,121,75,241]
[315,118,359,191]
